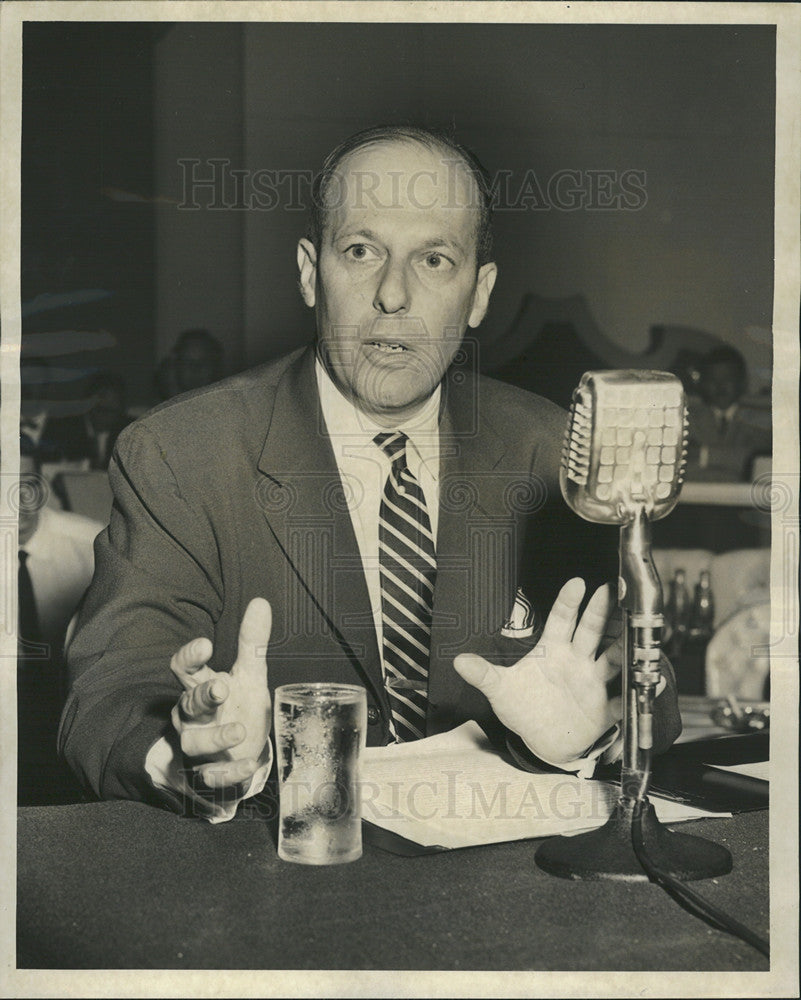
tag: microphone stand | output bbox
[534,507,733,881]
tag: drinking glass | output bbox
[273,683,367,865]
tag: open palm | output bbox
[454,579,623,764]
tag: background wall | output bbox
[23,21,776,407]
[22,23,156,410]
[153,24,244,374]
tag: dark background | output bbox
[22,21,775,412]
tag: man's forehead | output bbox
[323,138,482,240]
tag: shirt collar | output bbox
[315,355,441,480]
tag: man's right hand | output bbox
[169,598,272,794]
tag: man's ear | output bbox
[467,262,498,329]
[297,238,318,308]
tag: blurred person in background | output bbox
[39,370,133,471]
[155,329,225,400]
[685,345,772,482]
[15,433,103,804]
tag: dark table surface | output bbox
[17,799,768,971]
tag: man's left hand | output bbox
[454,578,623,765]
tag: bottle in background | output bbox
[676,568,715,696]
[690,569,715,642]
[665,568,690,660]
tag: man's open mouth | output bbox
[367,341,408,353]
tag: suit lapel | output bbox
[256,348,385,709]
[427,364,518,733]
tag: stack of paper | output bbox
[361,722,728,850]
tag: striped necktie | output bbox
[374,431,437,742]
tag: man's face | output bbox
[297,139,497,425]
[702,361,742,410]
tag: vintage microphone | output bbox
[534,370,733,881]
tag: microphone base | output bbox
[534,798,733,882]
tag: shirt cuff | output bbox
[145,736,272,823]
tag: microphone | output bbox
[535,370,733,882]
[561,370,687,752]
[560,368,687,524]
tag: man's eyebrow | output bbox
[418,237,467,256]
[332,227,383,244]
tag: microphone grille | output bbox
[561,370,688,523]
[562,394,592,484]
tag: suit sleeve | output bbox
[59,421,225,806]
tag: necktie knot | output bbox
[374,430,408,467]
[374,431,411,493]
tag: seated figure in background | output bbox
[155,328,225,400]
[685,345,771,482]
[39,370,133,471]
[16,434,104,804]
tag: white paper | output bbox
[361,722,726,850]
[710,761,770,782]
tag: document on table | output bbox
[710,761,770,782]
[360,722,727,850]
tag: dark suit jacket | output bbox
[60,346,680,805]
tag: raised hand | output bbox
[169,598,272,792]
[454,579,623,765]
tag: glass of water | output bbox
[273,683,367,865]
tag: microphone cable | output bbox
[630,755,770,959]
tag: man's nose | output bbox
[373,259,409,314]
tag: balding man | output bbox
[62,125,680,818]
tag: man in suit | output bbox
[61,125,680,819]
[685,346,771,482]
[16,434,102,804]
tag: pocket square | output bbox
[501,586,537,639]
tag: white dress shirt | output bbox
[21,506,103,655]
[314,357,441,666]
